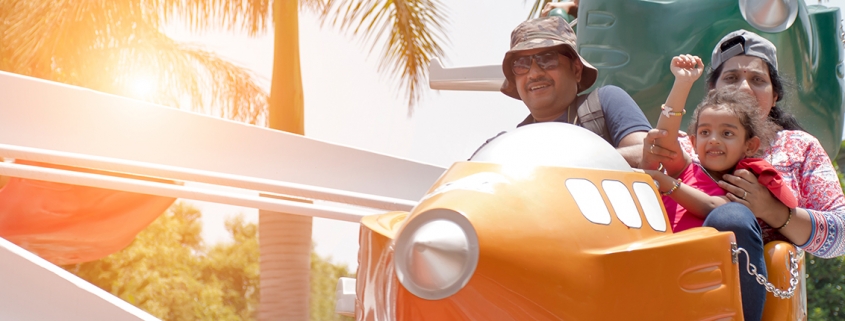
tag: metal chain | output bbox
[732,247,801,299]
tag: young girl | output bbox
[646,55,784,232]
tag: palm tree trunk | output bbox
[260,0,310,320]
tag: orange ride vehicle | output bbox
[350,123,805,321]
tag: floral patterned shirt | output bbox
[679,130,845,258]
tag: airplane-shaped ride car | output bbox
[349,123,804,320]
[0,0,841,320]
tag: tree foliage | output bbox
[0,0,268,124]
[318,0,449,111]
[0,0,451,116]
[311,251,354,321]
[63,202,353,320]
[806,254,845,320]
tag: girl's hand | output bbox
[670,55,704,85]
[641,169,673,193]
[719,169,789,222]
[643,169,672,183]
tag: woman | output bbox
[643,30,845,321]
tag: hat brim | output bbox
[500,43,598,100]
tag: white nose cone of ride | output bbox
[409,219,471,286]
[470,122,632,172]
[394,209,479,300]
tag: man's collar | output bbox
[516,110,574,127]
[517,114,535,127]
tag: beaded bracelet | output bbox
[775,207,794,230]
[661,178,682,196]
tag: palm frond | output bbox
[300,0,329,14]
[159,0,272,36]
[72,25,268,125]
[179,47,268,125]
[320,0,450,114]
[0,0,268,125]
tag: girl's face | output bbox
[714,55,777,118]
[690,107,761,177]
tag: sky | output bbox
[165,1,845,271]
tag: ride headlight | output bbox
[739,0,798,33]
[394,208,479,300]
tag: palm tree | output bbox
[263,1,447,319]
[1,0,450,320]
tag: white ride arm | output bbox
[429,58,504,91]
[0,71,446,216]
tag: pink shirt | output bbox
[662,163,725,232]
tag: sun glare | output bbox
[130,74,157,99]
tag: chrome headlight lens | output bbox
[739,0,798,33]
[393,209,479,300]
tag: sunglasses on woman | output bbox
[512,50,574,75]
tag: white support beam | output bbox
[428,58,504,91]
[0,161,375,222]
[0,237,160,321]
[0,71,445,205]
[0,144,416,211]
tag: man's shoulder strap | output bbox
[575,89,611,144]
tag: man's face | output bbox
[513,48,583,121]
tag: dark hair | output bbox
[706,59,804,131]
[688,86,781,156]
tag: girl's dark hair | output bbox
[706,60,804,131]
[688,86,781,156]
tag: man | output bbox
[488,16,650,167]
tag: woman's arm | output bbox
[787,135,845,258]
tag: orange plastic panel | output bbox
[761,241,807,321]
[358,212,407,321]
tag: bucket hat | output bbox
[500,16,598,100]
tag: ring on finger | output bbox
[742,190,748,200]
[650,144,655,154]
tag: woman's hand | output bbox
[670,55,704,85]
[541,1,578,17]
[719,169,789,223]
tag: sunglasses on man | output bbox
[512,50,574,76]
